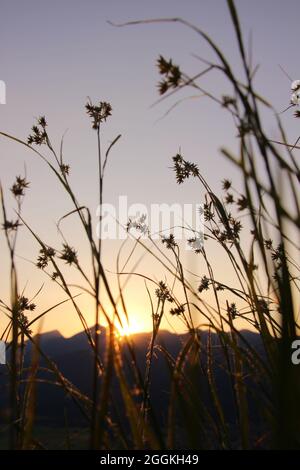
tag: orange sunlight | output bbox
[116,317,146,337]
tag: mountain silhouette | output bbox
[0,327,266,446]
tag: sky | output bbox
[0,0,299,337]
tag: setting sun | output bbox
[116,317,144,337]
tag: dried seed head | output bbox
[85,100,112,129]
[291,80,300,92]
[10,176,30,198]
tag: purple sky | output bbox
[0,0,299,336]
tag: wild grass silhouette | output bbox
[0,0,300,450]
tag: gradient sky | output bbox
[0,0,299,337]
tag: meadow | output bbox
[0,1,300,450]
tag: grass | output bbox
[0,0,300,450]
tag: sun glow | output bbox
[116,317,144,337]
